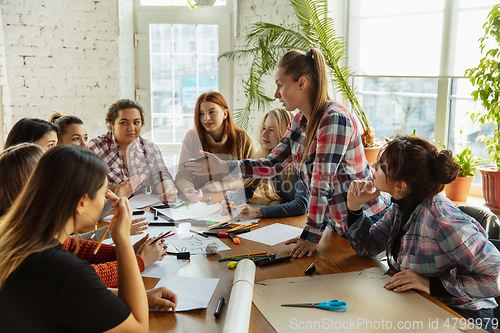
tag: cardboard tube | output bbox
[222,259,256,333]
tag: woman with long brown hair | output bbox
[186,49,389,258]
[0,145,176,332]
[176,91,257,203]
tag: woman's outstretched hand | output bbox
[185,151,228,176]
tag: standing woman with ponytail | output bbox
[187,48,388,258]
[345,136,500,333]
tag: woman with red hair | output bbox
[175,91,257,203]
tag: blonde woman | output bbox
[221,108,309,218]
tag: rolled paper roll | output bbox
[222,259,256,333]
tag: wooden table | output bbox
[142,194,461,332]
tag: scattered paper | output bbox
[129,194,161,209]
[141,256,188,278]
[238,223,302,246]
[154,276,219,311]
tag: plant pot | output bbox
[195,0,216,5]
[364,146,381,165]
[479,167,500,214]
[445,176,473,201]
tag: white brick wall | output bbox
[0,0,124,140]
[233,0,297,140]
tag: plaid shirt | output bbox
[88,131,173,191]
[345,194,500,310]
[227,101,388,243]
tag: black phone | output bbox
[183,155,208,168]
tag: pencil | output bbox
[94,208,119,254]
[227,224,252,232]
[187,201,190,210]
[218,201,238,209]
[159,171,166,194]
[149,230,172,245]
[208,220,233,229]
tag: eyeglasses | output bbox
[371,161,388,175]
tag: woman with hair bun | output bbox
[48,111,88,147]
[345,135,500,333]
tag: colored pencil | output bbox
[94,208,119,254]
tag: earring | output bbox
[83,212,98,239]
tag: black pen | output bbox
[153,208,158,220]
[214,297,225,318]
[148,222,176,226]
[150,231,172,245]
[132,210,145,215]
[190,229,209,238]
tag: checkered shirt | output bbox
[227,101,388,243]
[345,194,500,310]
[88,131,173,191]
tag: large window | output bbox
[347,0,498,190]
[136,3,231,157]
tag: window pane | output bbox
[198,25,218,54]
[150,23,219,144]
[354,77,438,141]
[150,24,172,54]
[348,0,444,76]
[449,78,492,185]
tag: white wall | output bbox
[0,0,134,142]
[233,0,297,139]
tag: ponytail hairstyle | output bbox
[4,118,58,150]
[255,108,296,199]
[194,91,243,155]
[277,48,330,162]
[0,143,44,217]
[48,111,85,143]
[379,135,459,199]
[0,145,108,289]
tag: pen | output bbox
[219,251,267,262]
[153,208,158,220]
[159,171,166,194]
[149,222,176,226]
[214,297,225,318]
[132,210,145,215]
[231,228,251,234]
[150,230,172,245]
[190,229,209,238]
[94,208,119,255]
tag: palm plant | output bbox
[219,0,376,146]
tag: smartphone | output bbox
[183,155,208,168]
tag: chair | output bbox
[457,204,500,321]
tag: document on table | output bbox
[156,202,221,221]
[129,194,161,209]
[238,223,302,246]
[141,256,188,278]
[153,276,219,311]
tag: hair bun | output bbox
[48,111,63,123]
[432,149,459,184]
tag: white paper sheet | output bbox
[238,223,303,246]
[129,194,161,209]
[154,276,219,311]
[141,256,188,278]
[156,202,221,221]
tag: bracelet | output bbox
[347,207,363,216]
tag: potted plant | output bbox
[219,0,379,161]
[445,146,481,201]
[465,4,500,212]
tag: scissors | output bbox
[281,299,347,311]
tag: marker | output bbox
[214,297,225,318]
[153,209,158,220]
[148,222,176,226]
[207,197,211,205]
[228,232,240,244]
[173,201,187,209]
[255,255,292,266]
[132,210,145,215]
[202,231,229,237]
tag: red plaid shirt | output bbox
[88,131,173,191]
[227,101,389,244]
